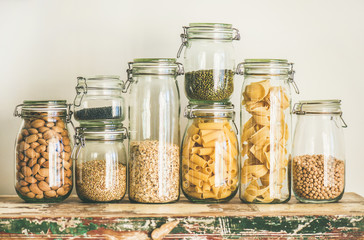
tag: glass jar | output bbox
[73,75,125,127]
[181,104,239,203]
[73,126,127,203]
[238,59,299,203]
[292,100,347,203]
[177,23,240,103]
[125,58,182,203]
[14,100,73,202]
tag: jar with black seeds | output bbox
[177,23,240,103]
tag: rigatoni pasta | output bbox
[182,118,239,202]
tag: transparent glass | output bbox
[73,75,125,127]
[181,23,239,103]
[14,101,73,203]
[181,106,239,203]
[74,129,127,203]
[292,101,345,203]
[239,59,293,203]
[128,58,181,203]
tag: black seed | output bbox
[75,106,122,120]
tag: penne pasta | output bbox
[184,173,203,187]
[198,122,224,130]
[190,154,208,168]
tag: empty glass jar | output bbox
[177,23,240,103]
[181,104,239,203]
[238,59,299,203]
[73,75,125,127]
[125,58,182,203]
[292,100,347,203]
[14,100,73,202]
[73,126,127,203]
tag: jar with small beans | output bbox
[73,126,127,203]
[177,23,240,104]
[292,100,347,203]
[14,100,73,202]
[237,59,299,203]
[181,104,239,203]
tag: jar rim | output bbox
[81,75,120,80]
[237,59,293,76]
[293,99,342,115]
[185,103,235,119]
[133,58,177,64]
[189,23,233,29]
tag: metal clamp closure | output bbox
[122,62,134,93]
[74,77,88,107]
[176,62,184,76]
[232,28,241,41]
[13,104,24,117]
[235,62,244,75]
[177,26,188,58]
[288,64,299,94]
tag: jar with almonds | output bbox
[181,104,239,203]
[14,100,73,202]
[292,100,347,203]
[237,59,299,203]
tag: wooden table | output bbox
[0,193,363,239]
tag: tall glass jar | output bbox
[292,100,347,203]
[14,100,73,202]
[238,59,299,203]
[73,126,127,203]
[177,23,240,104]
[181,104,239,203]
[73,75,125,127]
[125,58,182,203]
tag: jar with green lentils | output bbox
[177,23,240,104]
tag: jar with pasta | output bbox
[14,100,73,203]
[292,100,347,203]
[181,104,239,203]
[237,59,299,203]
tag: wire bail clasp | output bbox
[74,77,88,107]
[13,104,24,117]
[122,62,134,93]
[177,26,188,58]
[288,64,300,94]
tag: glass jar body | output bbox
[181,116,239,203]
[15,113,73,202]
[74,76,125,127]
[128,74,180,203]
[292,114,345,203]
[240,75,292,203]
[74,133,127,203]
[184,40,235,103]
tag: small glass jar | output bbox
[14,100,73,202]
[181,104,239,203]
[73,75,125,127]
[73,126,127,203]
[177,23,240,103]
[292,100,347,203]
[238,59,299,203]
[125,58,182,203]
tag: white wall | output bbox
[0,0,363,197]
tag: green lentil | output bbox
[185,69,234,102]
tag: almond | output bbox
[18,141,30,151]
[25,176,37,184]
[41,161,49,168]
[38,168,49,177]
[61,130,69,137]
[21,129,29,136]
[28,128,38,134]
[56,121,65,128]
[37,133,43,139]
[32,164,41,175]
[46,122,55,128]
[26,134,38,143]
[19,180,29,186]
[21,166,32,177]
[38,157,46,166]
[38,138,47,145]
[25,148,36,158]
[27,158,37,168]
[38,181,51,192]
[26,192,35,198]
[30,142,40,149]
[17,172,25,179]
[43,130,55,140]
[35,194,44,199]
[18,153,25,161]
[63,160,71,169]
[31,119,45,128]
[64,177,72,186]
[65,168,72,177]
[64,145,71,152]
[19,186,30,194]
[52,126,63,133]
[41,151,49,160]
[38,127,49,133]
[62,137,70,146]
[35,145,46,153]
[51,186,59,190]
[57,187,67,196]
[44,190,57,198]
[29,183,43,195]
[34,174,44,181]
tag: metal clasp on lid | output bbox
[73,77,88,107]
[176,62,184,76]
[13,104,24,117]
[235,62,244,75]
[288,64,299,94]
[177,26,188,58]
[122,62,134,93]
[232,28,241,41]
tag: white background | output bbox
[0,0,363,197]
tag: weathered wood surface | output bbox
[0,193,363,239]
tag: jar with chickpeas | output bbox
[292,100,347,203]
[14,100,73,202]
[181,104,239,203]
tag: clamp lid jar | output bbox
[292,100,347,203]
[177,23,240,103]
[73,75,125,127]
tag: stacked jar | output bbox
[237,59,299,203]
[72,75,127,203]
[178,23,240,203]
[124,58,183,203]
